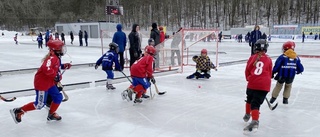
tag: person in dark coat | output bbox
[150,23,161,69]
[60,32,65,44]
[302,32,305,43]
[261,33,267,40]
[249,25,262,55]
[79,30,83,46]
[112,24,127,69]
[37,33,43,49]
[218,31,222,42]
[128,24,141,67]
[70,31,74,44]
[84,31,88,46]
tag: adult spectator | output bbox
[70,31,74,44]
[249,25,262,55]
[170,28,184,66]
[84,30,88,46]
[61,32,65,44]
[150,23,161,69]
[45,30,50,47]
[112,24,127,69]
[128,24,141,67]
[79,30,83,46]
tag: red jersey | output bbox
[245,52,272,91]
[130,54,154,78]
[160,31,165,43]
[34,54,61,91]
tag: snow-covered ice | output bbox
[0,31,320,137]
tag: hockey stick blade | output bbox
[61,90,69,102]
[158,91,166,95]
[265,98,278,111]
[0,96,16,102]
[270,102,278,110]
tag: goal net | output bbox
[156,28,220,72]
[100,29,220,71]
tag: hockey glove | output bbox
[95,64,99,69]
[271,72,276,78]
[63,63,72,69]
[57,86,63,91]
[150,77,156,84]
[54,74,61,82]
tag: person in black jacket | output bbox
[84,30,88,46]
[79,30,83,46]
[128,24,142,67]
[150,23,161,69]
[70,31,74,44]
[61,32,65,44]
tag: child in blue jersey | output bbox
[95,42,122,90]
[269,41,304,104]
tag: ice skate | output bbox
[106,83,116,90]
[283,97,288,104]
[243,114,251,122]
[186,75,194,79]
[134,98,143,103]
[10,108,24,124]
[270,97,276,104]
[47,112,62,121]
[142,94,150,99]
[121,90,130,102]
[243,120,259,133]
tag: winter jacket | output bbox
[273,49,304,80]
[128,24,141,55]
[112,24,127,53]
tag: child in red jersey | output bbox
[10,40,72,124]
[122,45,156,103]
[243,39,272,133]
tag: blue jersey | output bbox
[96,50,121,70]
[273,49,304,79]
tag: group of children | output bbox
[243,39,304,133]
[9,31,304,135]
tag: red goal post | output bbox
[156,28,220,73]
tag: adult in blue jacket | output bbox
[250,25,262,55]
[112,24,127,69]
[269,41,304,104]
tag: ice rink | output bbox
[1,31,320,137]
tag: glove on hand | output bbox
[57,86,63,91]
[95,64,99,69]
[54,74,61,82]
[64,63,72,69]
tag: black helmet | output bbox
[254,39,269,52]
[148,38,155,46]
[109,42,119,53]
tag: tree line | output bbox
[0,0,318,31]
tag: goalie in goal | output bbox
[186,49,217,79]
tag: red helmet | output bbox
[159,26,163,30]
[145,46,156,55]
[282,41,295,51]
[201,49,207,54]
[48,40,64,51]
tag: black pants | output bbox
[246,88,268,110]
[85,38,88,46]
[118,52,124,69]
[129,50,140,67]
[250,43,255,55]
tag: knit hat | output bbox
[152,23,157,29]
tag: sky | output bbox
[0,30,320,137]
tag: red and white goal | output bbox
[156,28,220,72]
